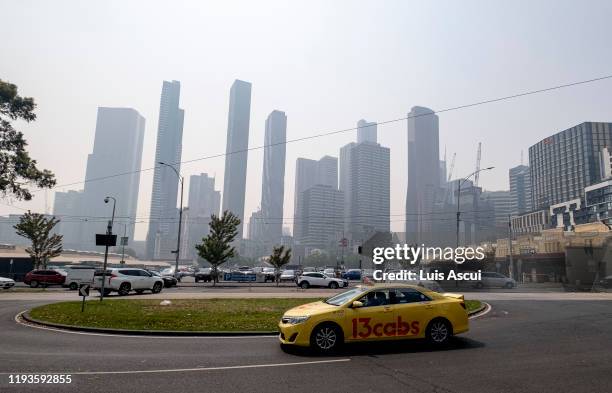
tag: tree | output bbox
[269,245,292,286]
[14,211,63,269]
[1,80,55,200]
[195,210,241,286]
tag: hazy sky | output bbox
[1,0,611,240]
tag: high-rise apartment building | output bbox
[405,106,440,243]
[222,80,252,238]
[146,81,184,259]
[339,120,390,242]
[52,190,83,249]
[185,173,220,259]
[260,110,287,247]
[295,185,344,251]
[293,156,338,240]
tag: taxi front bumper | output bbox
[278,322,312,347]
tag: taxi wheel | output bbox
[310,323,342,353]
[426,319,452,345]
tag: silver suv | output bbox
[93,268,164,296]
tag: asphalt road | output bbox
[1,297,611,393]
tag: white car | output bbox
[93,268,164,296]
[279,270,296,282]
[0,276,15,289]
[297,272,348,289]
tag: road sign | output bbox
[79,283,90,297]
[79,283,90,312]
[96,234,117,246]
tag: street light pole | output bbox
[455,167,494,248]
[100,196,116,302]
[159,162,184,278]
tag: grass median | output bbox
[29,298,483,332]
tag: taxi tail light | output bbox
[460,301,466,310]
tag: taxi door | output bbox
[390,287,435,339]
[344,289,397,342]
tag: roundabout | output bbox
[1,291,612,392]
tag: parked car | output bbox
[323,268,336,277]
[296,272,348,289]
[474,272,516,289]
[61,265,96,290]
[260,267,276,282]
[23,269,66,288]
[0,276,15,289]
[149,270,178,288]
[302,267,316,273]
[342,269,362,280]
[93,268,164,296]
[598,275,612,289]
[194,268,213,283]
[280,269,297,282]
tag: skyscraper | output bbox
[357,119,377,143]
[186,173,220,260]
[339,120,390,242]
[529,122,612,210]
[260,110,287,247]
[509,165,533,216]
[53,190,83,249]
[296,184,344,251]
[146,80,184,259]
[222,80,252,238]
[293,156,338,240]
[405,106,440,244]
[79,107,145,250]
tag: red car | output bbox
[23,270,66,288]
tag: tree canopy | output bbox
[14,211,63,269]
[195,210,241,285]
[268,245,292,286]
[0,79,56,201]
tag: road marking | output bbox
[469,302,491,319]
[15,311,278,339]
[0,359,351,376]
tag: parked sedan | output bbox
[474,272,516,289]
[149,270,178,288]
[23,270,66,288]
[297,272,348,289]
[0,276,15,289]
[194,268,213,283]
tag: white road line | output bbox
[15,311,278,339]
[0,359,351,376]
[469,302,492,319]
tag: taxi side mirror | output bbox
[351,301,363,308]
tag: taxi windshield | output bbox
[324,287,368,306]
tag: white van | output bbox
[62,266,96,290]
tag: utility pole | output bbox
[456,166,495,248]
[100,196,116,302]
[159,162,184,279]
[508,214,514,280]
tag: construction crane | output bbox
[474,142,482,187]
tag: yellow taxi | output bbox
[278,284,469,353]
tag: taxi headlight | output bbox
[282,316,310,325]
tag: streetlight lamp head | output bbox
[158,161,166,165]
[486,166,495,170]
[104,197,109,204]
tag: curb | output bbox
[468,302,491,318]
[20,311,277,337]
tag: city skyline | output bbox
[2,1,612,243]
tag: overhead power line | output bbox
[30,73,612,193]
